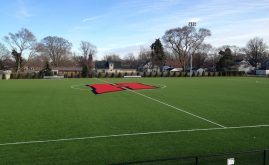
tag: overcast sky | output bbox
[0,0,269,59]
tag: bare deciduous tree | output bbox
[137,47,151,64]
[192,43,212,68]
[245,37,268,68]
[4,28,36,55]
[0,43,10,60]
[0,43,11,70]
[4,28,36,72]
[123,53,137,68]
[27,54,49,69]
[162,26,211,70]
[79,41,97,75]
[39,36,72,67]
[103,54,122,61]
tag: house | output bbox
[261,60,269,70]
[138,62,159,72]
[235,59,255,73]
[196,68,206,75]
[52,67,82,77]
[95,61,137,74]
[256,60,269,75]
[170,68,183,72]
[162,66,174,72]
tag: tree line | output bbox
[0,27,269,75]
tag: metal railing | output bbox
[112,149,268,165]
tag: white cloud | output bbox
[82,16,101,22]
[73,0,269,59]
[16,0,32,19]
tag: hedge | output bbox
[5,71,247,79]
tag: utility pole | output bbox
[188,22,197,77]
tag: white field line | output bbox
[0,125,269,147]
[95,78,226,128]
[151,83,167,89]
[70,84,89,91]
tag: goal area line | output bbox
[0,124,268,147]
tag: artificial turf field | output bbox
[0,77,269,164]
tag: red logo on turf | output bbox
[87,83,158,94]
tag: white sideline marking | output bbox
[0,125,269,146]
[95,78,226,128]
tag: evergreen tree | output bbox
[11,49,23,72]
[81,65,89,78]
[216,48,235,71]
[150,39,165,71]
[43,61,52,76]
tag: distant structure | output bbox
[188,22,197,77]
[188,22,197,27]
[95,61,137,74]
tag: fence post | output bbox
[195,156,199,165]
[264,150,267,165]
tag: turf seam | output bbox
[95,78,226,128]
[0,125,268,146]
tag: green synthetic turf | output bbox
[0,77,269,164]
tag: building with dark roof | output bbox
[95,61,137,74]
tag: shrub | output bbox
[34,72,40,79]
[212,72,216,76]
[118,72,122,78]
[10,74,16,79]
[234,71,238,76]
[27,73,31,79]
[17,74,23,79]
[143,72,146,77]
[167,71,170,77]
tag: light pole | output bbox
[188,22,196,77]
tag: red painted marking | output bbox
[88,84,125,94]
[117,83,158,90]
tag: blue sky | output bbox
[1,0,269,59]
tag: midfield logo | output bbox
[87,82,158,94]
